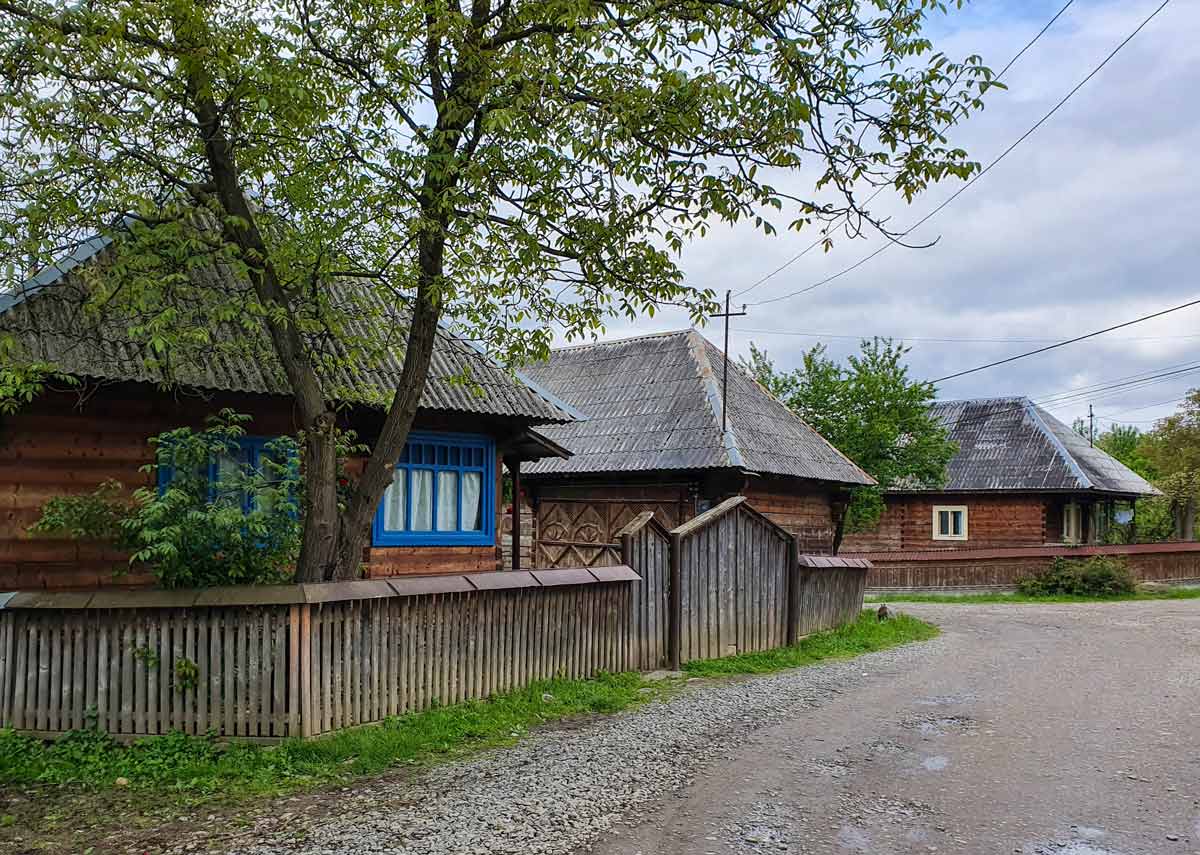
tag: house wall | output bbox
[0,383,508,590]
[841,493,1050,552]
[739,477,839,554]
[526,472,844,566]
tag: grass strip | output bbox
[865,588,1200,605]
[1,609,938,802]
[682,611,938,678]
[0,671,659,798]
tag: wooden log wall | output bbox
[0,569,635,740]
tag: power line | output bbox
[738,328,1200,345]
[748,0,1173,308]
[931,296,1200,384]
[731,0,1075,299]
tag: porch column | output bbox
[508,457,522,570]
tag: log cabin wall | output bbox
[737,477,839,554]
[0,383,506,590]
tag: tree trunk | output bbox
[1184,497,1196,542]
[329,237,446,581]
[295,413,341,583]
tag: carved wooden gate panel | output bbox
[535,499,686,569]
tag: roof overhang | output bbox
[500,428,573,463]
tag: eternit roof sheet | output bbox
[911,397,1159,496]
[0,239,574,424]
[520,329,873,485]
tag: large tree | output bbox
[1138,390,1200,540]
[745,338,956,534]
[0,0,994,581]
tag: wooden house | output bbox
[0,236,576,590]
[841,396,1160,553]
[515,330,875,567]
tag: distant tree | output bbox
[1095,424,1155,481]
[1138,391,1200,540]
[744,338,956,537]
[0,0,996,581]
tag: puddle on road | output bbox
[902,713,975,737]
[921,755,949,771]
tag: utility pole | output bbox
[1089,404,1095,447]
[713,289,747,433]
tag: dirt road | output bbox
[589,601,1200,855]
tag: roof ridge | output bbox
[1024,401,1095,490]
[548,327,697,354]
[685,329,744,469]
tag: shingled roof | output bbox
[909,397,1159,496]
[0,235,574,425]
[519,330,874,485]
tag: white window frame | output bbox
[932,505,969,541]
[1063,502,1082,544]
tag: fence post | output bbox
[668,531,682,671]
[786,535,801,647]
[297,604,314,738]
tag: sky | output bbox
[571,0,1200,435]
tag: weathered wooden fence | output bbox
[611,498,872,670]
[794,555,871,636]
[0,568,636,740]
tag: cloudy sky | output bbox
[577,0,1199,434]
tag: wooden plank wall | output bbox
[620,517,670,671]
[793,566,869,637]
[303,585,630,734]
[0,583,632,740]
[676,505,791,663]
[0,605,301,739]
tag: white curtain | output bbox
[411,470,434,530]
[462,472,482,531]
[437,471,458,531]
[383,469,406,531]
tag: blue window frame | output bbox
[372,432,495,547]
[157,435,294,514]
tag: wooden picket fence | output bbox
[0,569,635,740]
[614,497,872,670]
[0,499,873,740]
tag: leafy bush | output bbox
[32,411,301,588]
[1016,556,1137,598]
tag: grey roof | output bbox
[520,330,874,485]
[909,397,1159,496]
[0,237,574,424]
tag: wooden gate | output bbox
[535,498,685,569]
[617,513,671,670]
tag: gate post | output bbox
[786,535,801,646]
[668,531,682,671]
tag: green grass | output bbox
[866,587,1200,605]
[0,671,660,796]
[682,611,939,677]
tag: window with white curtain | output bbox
[373,433,494,546]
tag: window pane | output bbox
[411,470,433,530]
[384,469,406,531]
[437,471,458,531]
[952,511,963,536]
[938,510,950,535]
[462,472,483,531]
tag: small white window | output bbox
[1063,502,1082,544]
[932,506,968,541]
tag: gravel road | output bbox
[218,600,1199,855]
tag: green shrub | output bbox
[1016,556,1137,598]
[32,411,301,588]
